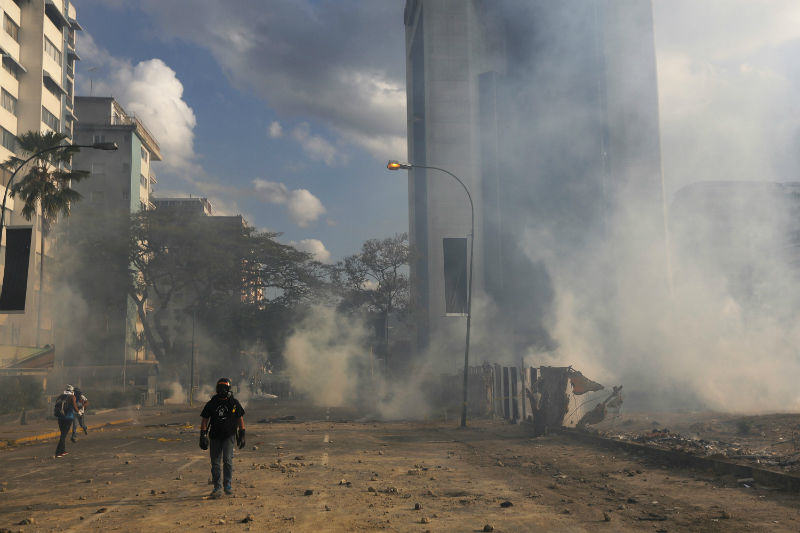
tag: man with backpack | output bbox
[54,385,79,458]
[71,388,89,442]
[199,377,246,498]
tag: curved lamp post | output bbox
[0,141,118,243]
[388,160,474,428]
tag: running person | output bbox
[199,377,245,498]
[71,388,89,442]
[54,385,79,458]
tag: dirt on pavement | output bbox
[1,400,798,532]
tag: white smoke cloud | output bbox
[77,33,197,171]
[290,238,331,263]
[252,178,326,228]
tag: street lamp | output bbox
[387,160,474,428]
[0,141,118,242]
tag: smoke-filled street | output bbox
[2,400,798,532]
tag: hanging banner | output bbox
[0,227,32,312]
[442,237,467,315]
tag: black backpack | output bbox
[53,394,68,418]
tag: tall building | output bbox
[403,0,666,364]
[0,0,80,349]
[61,96,161,374]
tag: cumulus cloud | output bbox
[291,123,343,166]
[290,238,332,263]
[268,121,283,139]
[252,179,326,228]
[78,33,197,171]
[131,0,407,161]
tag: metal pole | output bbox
[406,164,474,428]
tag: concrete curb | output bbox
[4,418,135,447]
[560,428,800,492]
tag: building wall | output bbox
[0,0,79,349]
[404,0,666,364]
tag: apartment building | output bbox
[62,96,161,370]
[0,0,79,349]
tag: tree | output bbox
[128,209,329,372]
[337,233,410,363]
[2,131,89,346]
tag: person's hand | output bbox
[236,429,246,449]
[199,429,209,450]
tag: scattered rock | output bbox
[83,479,93,484]
[18,517,34,525]
[217,519,226,525]
[241,514,255,523]
[294,455,304,460]
[496,460,504,467]
[483,525,494,532]
[420,517,431,524]
[106,481,112,485]
[175,475,182,480]
[500,500,513,508]
[367,486,376,492]
[720,510,732,520]
[96,508,108,514]
[304,489,314,496]
[150,489,157,495]
[324,505,331,511]
[378,450,384,455]
[338,479,351,486]
[603,512,612,522]
[627,497,638,504]
[414,502,422,510]
[251,446,259,451]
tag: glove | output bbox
[199,429,209,450]
[236,429,245,449]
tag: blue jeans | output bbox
[209,434,235,489]
[72,414,86,436]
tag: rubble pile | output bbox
[602,428,800,473]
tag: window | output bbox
[1,127,17,153]
[42,106,59,131]
[1,89,17,116]
[4,14,19,43]
[2,61,18,80]
[92,134,105,144]
[140,147,148,162]
[44,37,62,64]
[122,190,129,200]
[140,174,148,187]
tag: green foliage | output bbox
[2,131,90,234]
[0,376,44,414]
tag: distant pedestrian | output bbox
[71,388,89,442]
[199,377,246,498]
[53,385,79,458]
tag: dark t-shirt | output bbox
[201,395,245,440]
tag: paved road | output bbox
[1,402,798,532]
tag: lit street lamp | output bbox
[387,160,474,428]
[0,141,118,243]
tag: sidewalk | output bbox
[0,407,144,446]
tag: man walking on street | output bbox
[54,385,79,458]
[71,388,89,442]
[199,377,246,498]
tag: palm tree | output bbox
[2,131,89,346]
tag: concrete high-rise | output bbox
[0,0,80,348]
[403,0,666,364]
[61,97,161,373]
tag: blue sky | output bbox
[71,0,409,263]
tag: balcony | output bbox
[149,173,157,185]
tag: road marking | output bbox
[178,457,203,472]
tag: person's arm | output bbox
[201,417,209,431]
[238,416,245,430]
[82,397,89,409]
[70,395,79,411]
